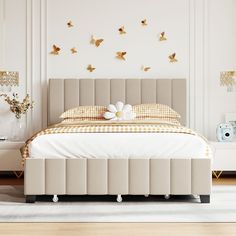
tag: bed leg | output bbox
[116,194,122,203]
[25,195,36,203]
[144,194,149,197]
[200,195,210,203]
[52,195,59,203]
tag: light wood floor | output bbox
[0,223,236,236]
[0,175,236,236]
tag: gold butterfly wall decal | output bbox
[87,64,96,72]
[159,32,167,41]
[70,47,77,54]
[50,44,61,55]
[118,26,126,35]
[90,35,104,47]
[67,20,74,28]
[141,19,147,26]
[116,51,127,60]
[169,53,178,63]
[141,65,151,72]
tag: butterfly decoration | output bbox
[141,65,151,72]
[50,44,61,55]
[169,53,178,63]
[67,20,74,28]
[90,35,104,47]
[118,26,126,35]
[70,47,77,54]
[116,51,127,60]
[87,64,96,72]
[159,32,167,41]
[141,19,147,26]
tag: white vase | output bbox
[11,117,26,141]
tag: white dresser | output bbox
[0,141,24,178]
[210,141,236,178]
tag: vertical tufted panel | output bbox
[79,79,95,105]
[110,79,126,104]
[126,79,141,105]
[45,159,66,195]
[48,78,187,125]
[172,79,186,125]
[171,159,191,194]
[48,79,64,125]
[64,79,79,111]
[24,159,45,195]
[191,159,212,195]
[66,159,87,194]
[141,79,157,103]
[156,79,172,107]
[129,159,149,194]
[87,159,107,194]
[150,159,170,194]
[95,79,110,105]
[108,159,129,194]
[25,158,211,196]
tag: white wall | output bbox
[208,0,236,140]
[0,0,235,140]
[47,0,189,78]
[0,0,27,137]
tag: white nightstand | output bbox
[210,141,236,178]
[0,141,24,178]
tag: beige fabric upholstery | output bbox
[48,79,186,125]
[45,159,66,194]
[129,159,149,194]
[108,159,129,194]
[24,158,211,196]
[171,159,191,194]
[150,159,170,194]
[110,79,126,103]
[24,159,45,195]
[191,159,212,194]
[87,159,108,194]
[64,79,80,111]
[24,78,211,199]
[66,159,87,194]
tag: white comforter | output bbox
[28,132,209,159]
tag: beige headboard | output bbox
[48,79,186,126]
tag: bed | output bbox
[24,79,212,203]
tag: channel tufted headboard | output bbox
[48,79,186,126]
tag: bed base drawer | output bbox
[24,158,211,195]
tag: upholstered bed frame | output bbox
[24,79,211,203]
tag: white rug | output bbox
[0,185,235,222]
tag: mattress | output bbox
[28,132,210,159]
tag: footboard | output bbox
[24,158,211,203]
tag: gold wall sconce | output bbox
[0,71,19,92]
[220,71,236,92]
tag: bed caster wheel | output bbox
[117,194,122,203]
[164,194,170,200]
[52,195,59,203]
[144,194,149,197]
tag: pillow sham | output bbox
[60,105,106,119]
[60,103,181,122]
[133,104,181,119]
[61,117,180,126]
